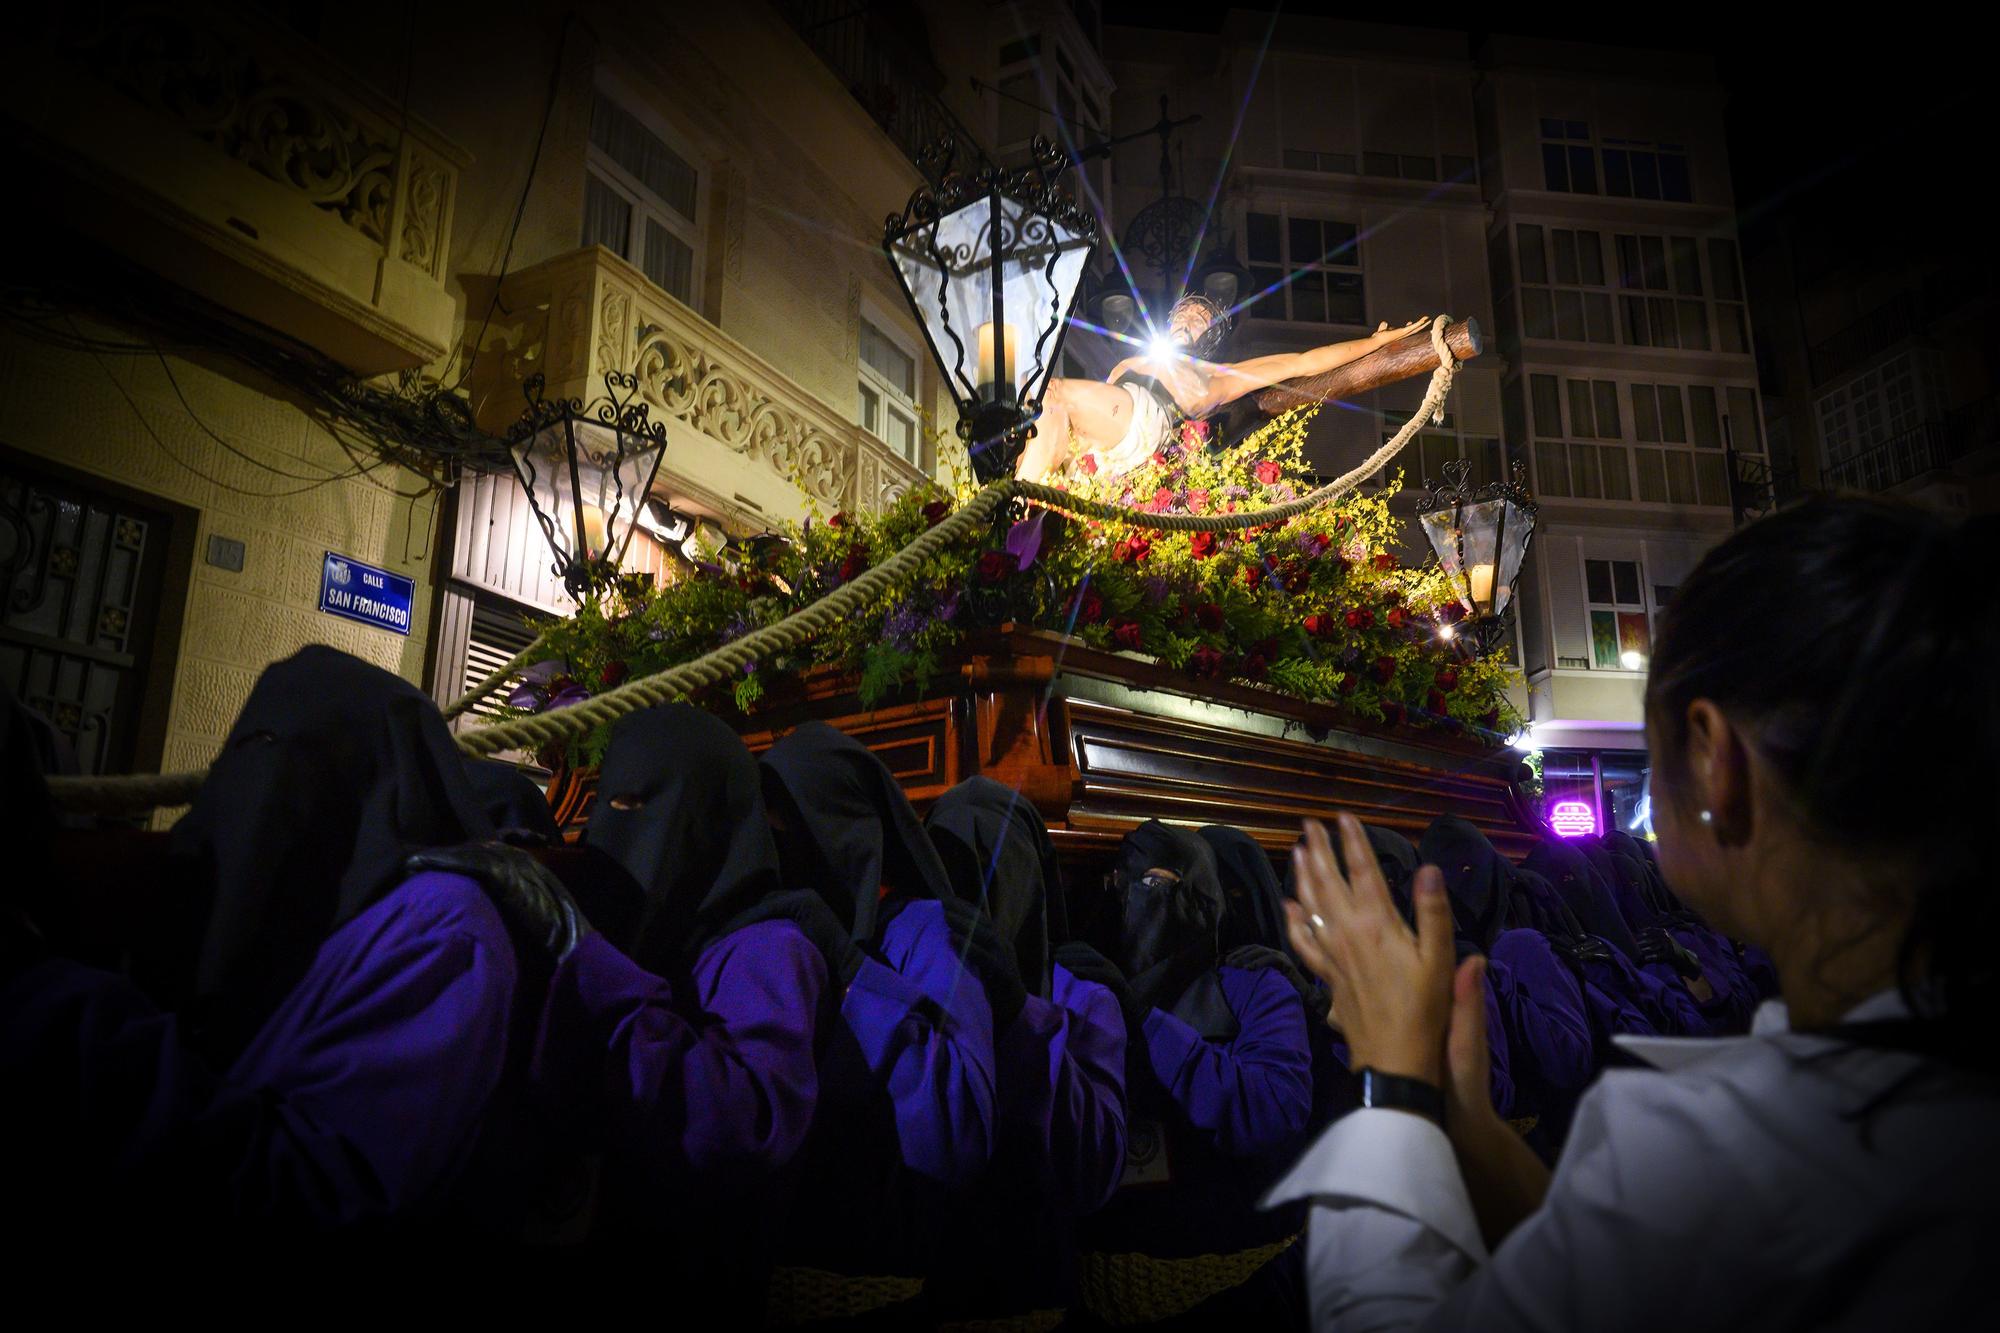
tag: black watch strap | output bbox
[1358,1067,1447,1130]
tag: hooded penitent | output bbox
[758,721,949,943]
[1419,816,1511,952]
[1198,826,1293,958]
[168,645,491,1062]
[1100,820,1236,1039]
[464,759,563,846]
[584,704,788,975]
[1524,839,1644,961]
[923,776,1065,998]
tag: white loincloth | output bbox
[1085,381,1177,478]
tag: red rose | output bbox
[1436,668,1460,692]
[1427,690,1449,715]
[1338,672,1360,695]
[1195,602,1225,632]
[1113,619,1145,651]
[1242,652,1268,681]
[977,550,1012,585]
[1074,587,1106,624]
[1302,533,1331,559]
[829,511,847,529]
[1241,563,1263,590]
[1303,614,1330,638]
[838,542,870,583]
[1344,608,1369,630]
[1372,655,1397,684]
[1079,453,1099,476]
[1387,606,1407,629]
[1282,558,1307,587]
[598,661,630,689]
[1254,460,1284,485]
[1373,552,1397,571]
[1115,533,1154,563]
[1190,646,1224,678]
[1187,488,1210,512]
[1152,487,1174,512]
[1190,532,1218,559]
[1152,449,1171,467]
[921,499,951,528]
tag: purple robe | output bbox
[778,896,997,1277]
[928,965,1128,1318]
[1489,928,1597,1154]
[1,871,515,1233]
[533,917,824,1180]
[1332,965,1516,1118]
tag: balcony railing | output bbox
[469,245,926,524]
[1822,421,1953,493]
[774,0,992,173]
[11,5,465,373]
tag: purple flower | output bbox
[547,683,592,710]
[1222,486,1251,500]
[936,588,962,623]
[1143,575,1172,605]
[742,659,759,677]
[647,626,668,642]
[884,600,927,651]
[1005,511,1047,571]
[718,616,750,644]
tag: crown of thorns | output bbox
[1167,292,1232,359]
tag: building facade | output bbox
[1083,18,1766,835]
[2,1,998,790]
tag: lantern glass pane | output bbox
[509,416,666,574]
[887,192,1093,415]
[1493,497,1533,615]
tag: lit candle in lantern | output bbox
[1467,562,1496,610]
[580,504,609,559]
[977,322,1018,397]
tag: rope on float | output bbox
[47,317,1457,812]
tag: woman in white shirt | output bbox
[1270,495,1997,1330]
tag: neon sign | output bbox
[1550,801,1598,838]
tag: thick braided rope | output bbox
[441,629,553,720]
[45,317,1455,809]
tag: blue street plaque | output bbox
[318,552,414,636]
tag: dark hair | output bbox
[1645,496,1997,1042]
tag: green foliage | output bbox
[507,406,1523,768]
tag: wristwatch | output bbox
[1357,1067,1447,1130]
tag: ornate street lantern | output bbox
[507,370,669,598]
[884,135,1098,480]
[1415,458,1539,657]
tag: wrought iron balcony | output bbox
[10,5,465,373]
[774,0,993,174]
[467,245,927,526]
[1822,421,1953,494]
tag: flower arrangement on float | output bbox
[505,407,1522,768]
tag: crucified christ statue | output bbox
[1015,295,1433,482]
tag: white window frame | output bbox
[585,68,707,309]
[1242,205,1367,328]
[858,307,923,468]
[1581,555,1651,672]
[993,28,1108,155]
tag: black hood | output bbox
[169,646,490,1061]
[464,759,562,845]
[1102,820,1235,1039]
[1419,816,1510,952]
[1507,866,1588,942]
[1524,839,1643,961]
[758,721,948,943]
[924,776,1065,997]
[585,704,785,973]
[1199,826,1292,959]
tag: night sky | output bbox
[1099,5,1973,265]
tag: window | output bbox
[1539,119,1597,194]
[584,82,701,305]
[1601,138,1692,203]
[859,316,921,466]
[1244,210,1365,326]
[1709,238,1750,354]
[1527,373,1630,501]
[1813,351,1944,488]
[995,31,1104,148]
[1377,428,1500,490]
[1515,225,1616,344]
[1615,234,1708,349]
[1630,382,1731,506]
[1584,558,1650,669]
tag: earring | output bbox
[1698,809,1714,825]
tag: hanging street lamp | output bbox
[506,369,670,598]
[883,135,1098,481]
[1415,457,1539,658]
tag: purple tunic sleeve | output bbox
[1672,924,1758,1033]
[1608,946,1707,1035]
[1481,965,1517,1119]
[1489,930,1596,1094]
[1139,966,1311,1161]
[999,965,1128,1214]
[839,898,997,1187]
[534,918,825,1178]
[2,872,517,1226]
